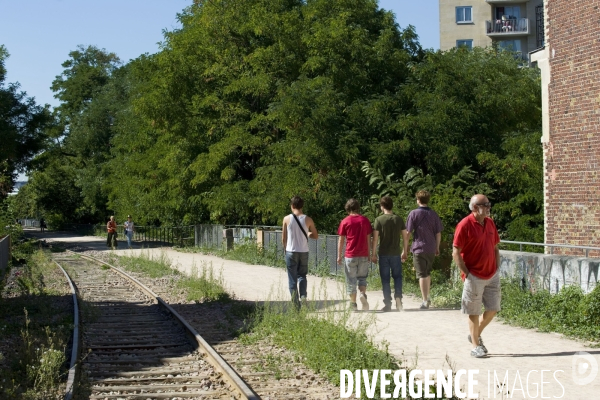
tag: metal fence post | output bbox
[223,229,234,252]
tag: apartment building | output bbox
[440,0,545,58]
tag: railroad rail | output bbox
[55,251,259,399]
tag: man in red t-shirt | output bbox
[452,194,501,358]
[337,198,373,311]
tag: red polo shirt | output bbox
[453,214,500,280]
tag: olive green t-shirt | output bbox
[374,213,406,256]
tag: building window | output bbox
[456,6,473,24]
[498,40,522,52]
[536,4,545,48]
[456,39,473,49]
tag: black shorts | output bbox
[413,253,435,278]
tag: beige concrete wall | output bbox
[440,0,492,50]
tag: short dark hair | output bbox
[416,190,431,205]
[290,196,304,210]
[344,198,360,213]
[380,196,393,211]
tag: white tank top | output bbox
[286,214,309,252]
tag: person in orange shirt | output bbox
[106,215,118,249]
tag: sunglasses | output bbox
[475,202,492,207]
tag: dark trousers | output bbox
[107,232,117,248]
[285,251,308,309]
[379,255,403,306]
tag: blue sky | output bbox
[1,0,439,109]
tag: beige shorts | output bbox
[461,272,501,315]
[413,253,435,278]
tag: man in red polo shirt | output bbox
[452,194,500,358]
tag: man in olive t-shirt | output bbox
[371,196,409,311]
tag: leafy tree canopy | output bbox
[19,0,543,240]
[0,45,49,197]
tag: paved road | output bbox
[29,230,600,399]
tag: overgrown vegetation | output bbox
[109,251,230,303]
[243,301,399,384]
[0,248,72,399]
[499,280,600,343]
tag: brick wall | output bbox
[545,0,600,255]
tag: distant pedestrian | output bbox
[282,196,319,310]
[106,216,118,249]
[123,215,135,249]
[337,198,372,312]
[452,194,500,358]
[405,190,443,309]
[40,218,47,233]
[371,196,408,312]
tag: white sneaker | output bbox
[470,345,487,358]
[395,298,403,311]
[359,293,369,311]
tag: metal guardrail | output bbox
[64,222,600,260]
[501,240,600,257]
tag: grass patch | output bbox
[109,251,175,278]
[242,302,399,386]
[178,265,230,303]
[0,247,72,399]
[111,251,230,303]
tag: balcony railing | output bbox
[486,18,530,36]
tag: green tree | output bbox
[478,130,544,243]
[0,45,49,197]
[105,0,422,230]
[26,45,122,222]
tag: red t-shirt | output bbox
[338,214,373,258]
[453,214,500,280]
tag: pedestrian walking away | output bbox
[282,196,318,310]
[124,215,135,249]
[39,217,47,233]
[106,216,118,249]
[371,196,408,312]
[452,194,501,358]
[337,198,373,312]
[405,190,443,309]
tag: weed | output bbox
[178,264,230,303]
[116,250,179,278]
[0,250,72,399]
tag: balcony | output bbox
[486,18,530,37]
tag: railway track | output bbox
[55,252,258,400]
[54,248,340,399]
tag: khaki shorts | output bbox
[461,272,501,315]
[413,253,435,278]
